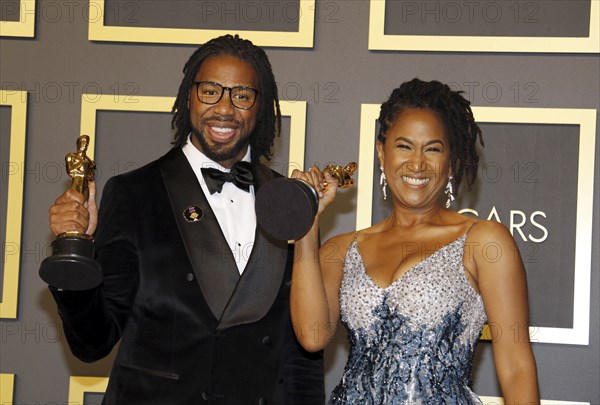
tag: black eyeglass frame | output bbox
[193,81,260,110]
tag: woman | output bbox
[290,79,539,404]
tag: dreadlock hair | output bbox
[377,78,484,197]
[171,34,281,162]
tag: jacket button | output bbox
[258,398,267,405]
[202,392,209,401]
[186,273,194,282]
[262,336,272,345]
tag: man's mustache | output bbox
[200,116,244,127]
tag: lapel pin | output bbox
[183,205,204,222]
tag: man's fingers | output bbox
[49,189,92,236]
[85,182,98,235]
[54,189,86,205]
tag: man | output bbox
[48,35,324,404]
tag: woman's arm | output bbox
[471,220,540,404]
[289,167,347,352]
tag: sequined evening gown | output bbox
[329,233,487,405]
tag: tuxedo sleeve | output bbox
[50,176,139,362]
[283,321,325,404]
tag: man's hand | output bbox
[49,182,98,236]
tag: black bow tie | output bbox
[201,161,254,194]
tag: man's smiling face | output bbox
[189,54,259,168]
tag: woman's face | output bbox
[377,108,451,209]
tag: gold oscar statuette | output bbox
[39,135,103,291]
[322,162,357,189]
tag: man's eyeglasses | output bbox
[194,81,259,110]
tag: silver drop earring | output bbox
[445,175,454,208]
[380,166,387,200]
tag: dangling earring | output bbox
[445,175,454,208]
[380,166,387,200]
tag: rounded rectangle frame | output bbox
[0,374,15,404]
[0,0,35,38]
[68,376,108,403]
[368,0,600,53]
[79,95,306,177]
[88,0,315,48]
[0,90,27,320]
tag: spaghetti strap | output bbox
[464,220,480,239]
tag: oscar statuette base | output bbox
[39,234,102,291]
[255,178,319,241]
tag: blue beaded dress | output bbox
[329,233,486,404]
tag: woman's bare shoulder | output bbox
[322,231,356,253]
[467,219,514,244]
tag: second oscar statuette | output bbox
[255,162,357,240]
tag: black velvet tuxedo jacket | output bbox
[51,147,325,405]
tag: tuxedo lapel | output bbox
[159,148,240,320]
[218,162,288,330]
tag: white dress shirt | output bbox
[182,136,256,274]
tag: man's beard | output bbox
[191,121,252,164]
